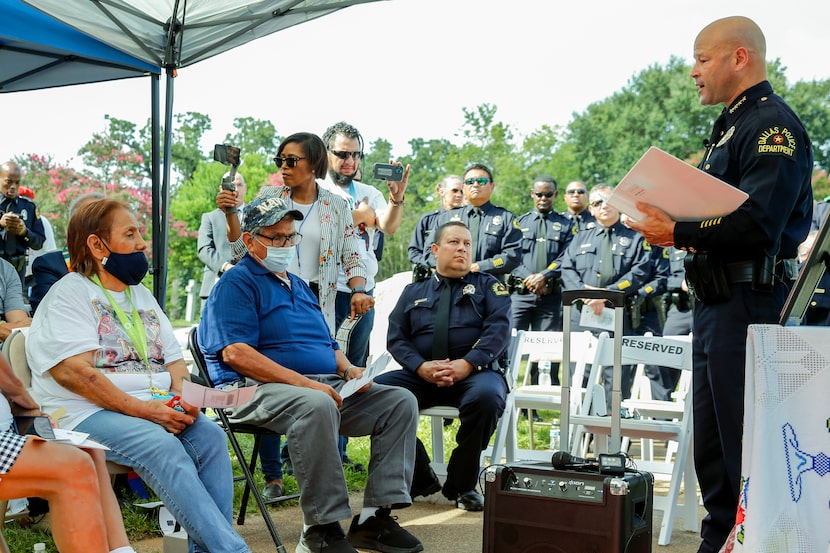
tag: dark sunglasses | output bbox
[565,189,586,195]
[465,177,490,186]
[534,192,555,198]
[273,156,306,168]
[329,150,363,160]
[590,199,609,208]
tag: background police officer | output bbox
[408,174,465,280]
[560,184,652,404]
[0,160,45,285]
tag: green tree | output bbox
[170,112,213,183]
[78,115,150,189]
[223,117,282,158]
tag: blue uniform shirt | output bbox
[512,209,573,281]
[559,220,652,295]
[674,81,813,261]
[387,271,512,373]
[198,254,339,386]
[433,202,523,277]
[0,196,45,258]
[408,209,442,267]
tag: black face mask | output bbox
[99,239,149,285]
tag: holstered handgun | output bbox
[684,252,731,304]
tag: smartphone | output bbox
[372,163,404,182]
[13,415,55,439]
[213,144,240,167]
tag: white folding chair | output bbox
[487,330,596,465]
[569,333,698,545]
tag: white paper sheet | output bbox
[608,146,748,222]
[339,352,393,399]
[180,379,257,408]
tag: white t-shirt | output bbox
[27,273,183,429]
[318,177,386,291]
[288,198,323,283]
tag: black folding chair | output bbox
[187,327,297,553]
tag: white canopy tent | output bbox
[22,0,385,304]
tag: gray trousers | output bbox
[226,375,418,526]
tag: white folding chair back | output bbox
[488,330,596,465]
[569,333,698,545]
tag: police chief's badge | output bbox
[463,284,476,296]
[492,215,503,226]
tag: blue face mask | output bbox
[258,244,296,274]
[102,250,149,285]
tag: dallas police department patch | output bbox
[492,282,509,296]
[757,126,796,158]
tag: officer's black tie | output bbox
[598,227,614,287]
[535,215,547,273]
[432,278,451,360]
[468,208,481,260]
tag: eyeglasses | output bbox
[565,189,586,195]
[255,232,303,247]
[273,156,306,168]
[590,199,609,208]
[464,177,490,186]
[329,150,363,160]
[534,192,555,198]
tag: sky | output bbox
[2,0,829,169]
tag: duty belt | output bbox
[725,259,797,284]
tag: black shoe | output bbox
[341,455,366,473]
[410,463,441,498]
[347,508,424,553]
[454,490,484,511]
[261,481,285,500]
[297,522,357,553]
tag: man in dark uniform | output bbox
[650,246,693,400]
[408,174,465,280]
[560,184,652,404]
[375,221,511,512]
[562,180,595,234]
[628,17,813,553]
[427,163,522,281]
[510,176,573,387]
[0,161,45,285]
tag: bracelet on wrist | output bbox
[389,195,405,207]
[342,365,357,381]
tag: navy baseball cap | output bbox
[242,195,303,232]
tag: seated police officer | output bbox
[375,221,512,511]
[198,196,423,553]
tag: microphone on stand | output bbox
[551,451,599,470]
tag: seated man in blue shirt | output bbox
[375,221,512,512]
[199,195,423,553]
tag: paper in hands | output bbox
[339,352,393,399]
[579,305,616,332]
[608,147,748,222]
[181,379,257,408]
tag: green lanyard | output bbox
[91,275,149,367]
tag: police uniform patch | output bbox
[756,126,796,158]
[492,282,509,296]
[642,241,651,251]
[493,258,504,267]
[492,215,503,226]
[513,219,522,230]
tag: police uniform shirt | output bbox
[386,271,512,372]
[511,210,573,281]
[666,247,688,291]
[435,202,523,276]
[408,209,442,267]
[559,220,652,294]
[0,195,45,260]
[674,81,813,262]
[637,245,670,300]
[563,209,596,236]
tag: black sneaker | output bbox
[347,508,424,553]
[296,522,357,553]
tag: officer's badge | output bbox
[492,215,503,226]
[552,222,562,231]
[756,126,796,158]
[619,236,631,247]
[20,210,28,221]
[463,284,476,296]
[492,282,509,296]
[716,125,735,148]
[450,214,462,222]
[586,222,596,230]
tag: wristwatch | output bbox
[351,285,367,295]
